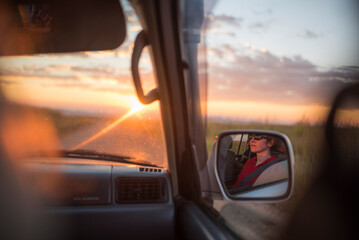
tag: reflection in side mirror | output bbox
[215,130,294,201]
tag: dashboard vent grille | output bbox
[116,178,167,203]
[139,167,163,173]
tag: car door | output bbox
[128,0,241,239]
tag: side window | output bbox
[203,0,359,239]
[0,0,168,168]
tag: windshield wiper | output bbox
[58,149,159,168]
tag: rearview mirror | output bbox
[214,130,294,201]
[0,0,126,56]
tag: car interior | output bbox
[0,0,357,240]
[0,0,237,239]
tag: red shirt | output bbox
[232,156,276,188]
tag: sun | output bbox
[71,99,146,150]
[128,100,145,115]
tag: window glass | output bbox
[203,0,359,239]
[0,0,168,168]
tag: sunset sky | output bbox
[205,0,359,124]
[0,0,358,125]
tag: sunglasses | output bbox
[248,134,271,140]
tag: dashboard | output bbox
[19,158,175,240]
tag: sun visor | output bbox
[0,0,127,56]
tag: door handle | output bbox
[131,30,159,104]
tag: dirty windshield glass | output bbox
[0,0,167,168]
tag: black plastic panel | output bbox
[116,177,168,203]
[21,159,175,239]
[25,163,112,206]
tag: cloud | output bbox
[299,29,324,39]
[208,14,243,28]
[70,66,114,75]
[0,78,21,86]
[246,19,275,33]
[40,52,91,59]
[207,45,358,106]
[252,8,273,15]
[248,22,269,31]
[46,65,71,71]
[208,43,238,59]
[0,66,77,80]
[311,66,359,82]
[37,79,134,95]
[121,0,138,24]
[0,59,158,97]
[1,62,121,82]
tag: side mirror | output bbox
[214,130,294,201]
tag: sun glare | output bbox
[129,100,145,115]
[72,99,146,150]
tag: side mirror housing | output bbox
[213,130,295,202]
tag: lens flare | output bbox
[72,100,145,150]
[128,100,145,115]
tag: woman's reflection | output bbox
[230,134,288,192]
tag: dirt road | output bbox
[214,200,290,240]
[59,114,167,168]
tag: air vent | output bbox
[139,167,163,173]
[115,178,167,203]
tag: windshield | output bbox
[0,0,168,168]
